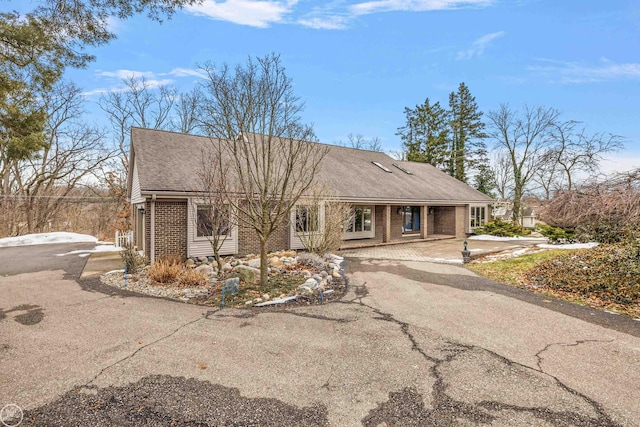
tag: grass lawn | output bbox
[467,250,574,288]
[467,248,640,318]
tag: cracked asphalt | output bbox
[1,244,639,426]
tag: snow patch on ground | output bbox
[537,242,599,250]
[56,244,122,257]
[0,232,98,248]
[468,234,548,242]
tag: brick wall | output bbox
[236,207,289,256]
[455,205,468,237]
[433,206,456,235]
[390,206,405,240]
[371,205,385,243]
[153,200,188,260]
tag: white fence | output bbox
[115,230,133,248]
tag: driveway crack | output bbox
[346,282,621,426]
[84,313,208,387]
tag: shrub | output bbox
[120,243,146,273]
[297,252,326,271]
[147,258,183,283]
[475,219,529,237]
[526,241,640,307]
[537,224,578,244]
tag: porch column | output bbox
[384,204,391,243]
[150,195,156,263]
[420,205,427,239]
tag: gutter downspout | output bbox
[150,194,156,263]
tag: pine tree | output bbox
[448,82,487,183]
[396,98,450,170]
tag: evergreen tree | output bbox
[448,82,487,183]
[396,98,450,170]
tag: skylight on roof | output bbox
[392,163,413,175]
[372,161,392,173]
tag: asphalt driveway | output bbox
[1,244,639,426]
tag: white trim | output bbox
[187,199,238,257]
[469,204,489,232]
[290,202,325,250]
[343,205,375,240]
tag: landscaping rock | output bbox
[185,259,195,268]
[262,293,270,301]
[269,256,282,267]
[244,300,253,306]
[195,264,215,277]
[198,256,208,263]
[320,270,328,278]
[248,258,261,269]
[332,270,342,279]
[254,298,263,304]
[237,265,260,284]
[222,263,233,272]
[301,270,312,278]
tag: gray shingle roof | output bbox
[131,127,493,204]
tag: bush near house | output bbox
[525,241,640,317]
[475,219,530,237]
[536,224,578,244]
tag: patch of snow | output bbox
[0,232,98,248]
[254,296,297,307]
[536,242,599,250]
[427,257,463,265]
[468,234,548,242]
[55,244,122,257]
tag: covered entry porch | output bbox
[339,203,467,250]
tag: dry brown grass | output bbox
[147,256,208,287]
[178,268,208,287]
[147,258,183,284]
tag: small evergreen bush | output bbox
[120,243,146,273]
[537,224,578,244]
[475,219,529,237]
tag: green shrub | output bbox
[475,219,529,237]
[120,243,146,273]
[537,224,578,244]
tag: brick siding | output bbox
[144,200,188,261]
[236,207,289,256]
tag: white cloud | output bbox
[97,69,157,80]
[167,68,208,79]
[527,58,640,83]
[350,0,494,15]
[184,0,297,28]
[456,30,505,60]
[298,15,348,30]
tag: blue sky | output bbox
[7,0,640,172]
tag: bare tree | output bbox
[541,169,640,242]
[338,133,383,151]
[1,81,115,236]
[99,76,177,172]
[193,146,234,274]
[487,104,560,223]
[294,184,353,254]
[174,88,204,134]
[200,53,329,287]
[549,120,623,191]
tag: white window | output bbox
[470,206,487,229]
[295,205,319,233]
[196,204,230,238]
[344,205,375,239]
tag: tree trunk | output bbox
[259,238,268,288]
